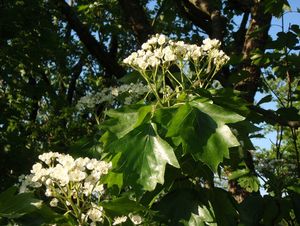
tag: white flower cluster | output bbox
[19,152,112,225]
[123,34,229,72]
[76,82,149,110]
[88,1,101,9]
[111,213,143,225]
[256,157,298,177]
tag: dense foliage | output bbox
[0,0,299,225]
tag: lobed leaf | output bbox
[109,123,179,191]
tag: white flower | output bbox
[83,181,94,196]
[141,42,151,50]
[45,178,52,186]
[51,164,69,186]
[69,168,87,182]
[93,184,104,194]
[111,88,119,97]
[31,163,42,174]
[45,188,53,197]
[148,56,160,67]
[75,157,90,170]
[86,159,97,170]
[94,161,112,175]
[163,46,176,62]
[20,152,114,226]
[87,204,103,222]
[157,34,167,45]
[154,49,164,59]
[129,213,143,225]
[136,58,148,70]
[38,152,61,165]
[81,213,87,223]
[50,198,58,207]
[124,96,132,105]
[147,36,158,45]
[19,174,34,193]
[189,45,202,61]
[57,154,75,170]
[202,38,221,51]
[113,216,127,225]
[31,168,48,182]
[137,50,146,57]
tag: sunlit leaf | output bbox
[166,101,241,171]
[101,105,152,138]
[109,123,179,191]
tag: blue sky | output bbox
[251,0,300,150]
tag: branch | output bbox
[250,105,300,129]
[176,0,212,35]
[67,57,84,105]
[234,1,272,102]
[53,0,126,78]
[118,0,154,45]
[109,34,118,60]
[185,0,226,40]
[227,0,252,13]
[28,77,39,122]
[233,12,249,53]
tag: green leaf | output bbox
[238,175,260,192]
[184,213,207,226]
[102,105,152,138]
[256,94,273,106]
[190,98,245,125]
[277,107,300,121]
[101,196,145,215]
[167,102,241,171]
[118,71,145,84]
[154,188,202,226]
[68,136,102,159]
[180,155,214,183]
[77,4,89,11]
[102,171,123,190]
[155,188,237,226]
[289,190,300,223]
[207,188,238,226]
[0,187,41,219]
[238,195,264,226]
[228,169,250,180]
[102,152,123,190]
[262,196,280,226]
[211,88,250,116]
[109,123,179,191]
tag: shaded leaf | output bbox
[0,187,41,219]
[154,188,201,226]
[238,195,264,226]
[256,94,272,106]
[101,197,145,215]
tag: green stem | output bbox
[141,71,163,105]
[166,70,182,87]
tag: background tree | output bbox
[0,0,299,225]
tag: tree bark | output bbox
[234,0,272,103]
[67,57,84,105]
[118,0,154,45]
[185,0,226,41]
[53,0,126,78]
